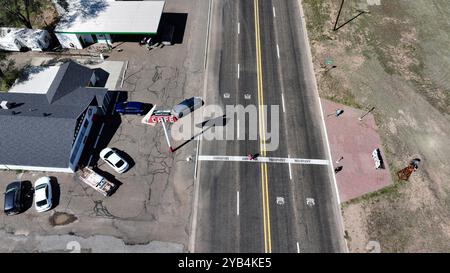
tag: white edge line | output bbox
[288,154,292,180]
[273,6,276,18]
[237,119,240,139]
[281,93,286,113]
[237,191,240,215]
[194,134,201,179]
[237,63,240,79]
[203,0,213,69]
[297,0,348,253]
[238,22,240,34]
[296,242,300,253]
[276,44,280,59]
[190,0,214,253]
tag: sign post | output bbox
[161,119,174,153]
[141,105,177,152]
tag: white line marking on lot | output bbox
[281,92,286,113]
[276,44,280,59]
[273,6,276,18]
[237,191,240,215]
[238,22,240,34]
[237,63,240,79]
[288,154,293,180]
[297,242,300,253]
[198,155,329,165]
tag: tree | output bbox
[0,0,43,29]
[0,53,19,91]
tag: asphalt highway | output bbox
[194,0,346,253]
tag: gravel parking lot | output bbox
[0,0,209,252]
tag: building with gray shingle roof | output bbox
[0,61,113,173]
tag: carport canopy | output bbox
[55,1,165,34]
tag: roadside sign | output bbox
[141,105,177,126]
[148,115,177,124]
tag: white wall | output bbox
[68,106,98,171]
[55,32,83,49]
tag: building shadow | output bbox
[77,91,126,168]
[159,13,188,44]
[49,176,60,210]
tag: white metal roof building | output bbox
[55,0,165,49]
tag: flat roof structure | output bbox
[55,1,165,34]
[9,66,60,94]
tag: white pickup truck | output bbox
[79,167,116,197]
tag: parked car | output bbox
[171,97,204,119]
[34,177,52,212]
[115,101,151,115]
[99,147,129,174]
[3,181,23,215]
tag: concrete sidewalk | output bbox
[321,99,392,202]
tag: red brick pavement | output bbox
[321,99,392,202]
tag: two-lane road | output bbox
[193,0,346,253]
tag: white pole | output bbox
[161,120,174,153]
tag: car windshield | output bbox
[5,187,17,194]
[116,160,125,168]
[105,151,114,158]
[37,200,47,206]
[35,184,46,191]
[182,98,194,106]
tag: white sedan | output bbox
[34,177,53,212]
[99,147,129,174]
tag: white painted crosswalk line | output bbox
[198,155,329,165]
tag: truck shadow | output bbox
[91,167,123,195]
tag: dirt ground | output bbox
[302,0,450,252]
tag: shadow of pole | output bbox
[172,123,216,153]
[334,11,367,32]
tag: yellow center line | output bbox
[254,0,272,253]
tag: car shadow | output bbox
[111,148,136,173]
[49,176,60,210]
[142,103,154,116]
[20,180,34,213]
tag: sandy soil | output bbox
[303,0,450,252]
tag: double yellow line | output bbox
[254,0,271,253]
